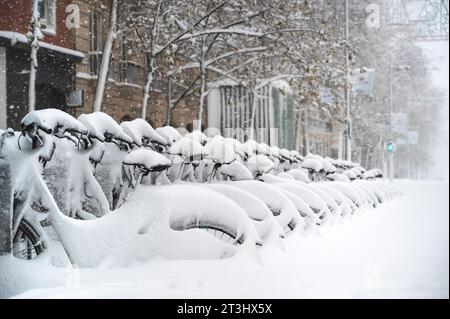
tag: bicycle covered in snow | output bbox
[0,109,401,268]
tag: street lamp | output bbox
[344,0,352,162]
[387,54,411,182]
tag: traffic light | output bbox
[387,142,395,153]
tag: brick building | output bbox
[0,0,338,156]
[0,0,201,131]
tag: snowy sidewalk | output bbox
[12,180,450,299]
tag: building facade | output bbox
[0,0,200,131]
[0,0,338,157]
[0,0,82,129]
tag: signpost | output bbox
[352,68,375,96]
[391,113,408,133]
[407,131,419,145]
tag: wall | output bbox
[0,0,74,49]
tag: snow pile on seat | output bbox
[217,161,253,180]
[290,150,303,161]
[123,149,172,171]
[120,119,167,146]
[205,137,236,164]
[185,130,208,145]
[168,137,208,161]
[78,112,132,143]
[343,169,358,180]
[246,154,274,176]
[256,143,272,156]
[22,109,87,134]
[270,146,280,159]
[155,126,182,145]
[242,140,258,155]
[321,159,337,173]
[279,148,293,162]
[223,138,245,159]
[301,158,323,171]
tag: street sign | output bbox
[319,87,337,104]
[395,137,408,145]
[352,68,375,96]
[391,113,408,133]
[407,131,419,145]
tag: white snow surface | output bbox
[2,181,448,299]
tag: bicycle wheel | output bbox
[13,219,45,260]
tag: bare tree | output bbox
[93,0,119,112]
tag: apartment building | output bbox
[0,0,201,131]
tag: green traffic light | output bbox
[387,143,394,153]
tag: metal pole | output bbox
[344,0,352,162]
[389,53,394,182]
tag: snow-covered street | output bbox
[8,180,448,299]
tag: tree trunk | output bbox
[28,0,40,112]
[249,87,258,140]
[141,59,154,119]
[195,38,207,131]
[303,106,310,155]
[93,0,118,112]
[294,108,302,151]
[166,75,173,125]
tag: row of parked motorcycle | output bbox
[0,109,400,266]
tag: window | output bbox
[119,35,141,85]
[89,12,102,76]
[38,0,56,35]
